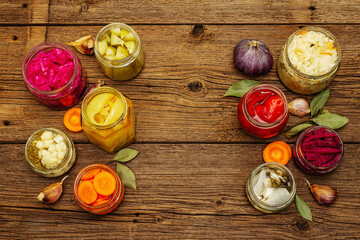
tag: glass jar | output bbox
[293,126,344,174]
[74,164,124,215]
[22,42,87,109]
[237,84,289,138]
[81,86,135,153]
[246,162,296,213]
[25,128,76,177]
[95,23,144,81]
[277,27,341,95]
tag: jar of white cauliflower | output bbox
[25,128,76,177]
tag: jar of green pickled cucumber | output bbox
[95,23,144,81]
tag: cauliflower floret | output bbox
[41,155,61,169]
[41,131,54,140]
[56,142,67,152]
[38,149,50,158]
[35,140,45,150]
[48,144,56,153]
[57,151,66,161]
[53,134,65,144]
[43,139,54,149]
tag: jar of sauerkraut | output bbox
[277,27,341,95]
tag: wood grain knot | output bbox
[22,3,28,8]
[308,6,316,10]
[3,120,10,126]
[188,81,203,92]
[192,24,204,38]
[154,216,163,223]
[12,36,18,41]
[133,219,138,223]
[296,219,309,231]
[135,213,140,216]
[216,200,223,206]
[80,3,89,12]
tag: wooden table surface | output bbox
[1,1,360,239]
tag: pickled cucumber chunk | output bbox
[98,27,137,60]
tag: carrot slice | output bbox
[81,168,101,181]
[263,141,292,166]
[92,195,111,207]
[93,171,116,196]
[63,108,82,132]
[78,181,98,204]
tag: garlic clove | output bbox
[304,178,338,205]
[37,175,68,204]
[66,36,95,55]
[289,98,310,117]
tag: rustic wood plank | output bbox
[2,0,360,25]
[0,143,359,239]
[0,25,359,143]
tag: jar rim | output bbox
[295,125,344,171]
[25,128,75,177]
[73,164,123,211]
[94,23,141,68]
[81,86,128,130]
[247,162,296,210]
[284,26,341,79]
[242,84,289,128]
[22,42,79,95]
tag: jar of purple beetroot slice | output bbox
[293,126,344,174]
[22,42,87,109]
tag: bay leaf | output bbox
[224,80,260,97]
[284,123,314,138]
[117,163,136,189]
[295,194,312,222]
[310,89,330,117]
[310,112,349,129]
[113,148,139,162]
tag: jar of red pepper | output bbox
[22,42,87,109]
[237,84,289,138]
[74,164,124,215]
[293,126,344,174]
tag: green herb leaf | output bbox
[295,194,312,222]
[224,80,260,98]
[113,148,139,162]
[310,89,330,117]
[117,163,136,189]
[284,123,314,138]
[311,112,349,129]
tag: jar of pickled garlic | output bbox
[277,27,341,95]
[95,23,144,81]
[25,128,76,177]
[81,86,135,153]
[293,126,344,174]
[237,84,289,138]
[22,42,87,109]
[74,164,124,215]
[246,162,296,213]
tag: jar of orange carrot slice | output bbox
[73,164,124,214]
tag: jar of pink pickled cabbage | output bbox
[293,126,344,174]
[22,43,87,109]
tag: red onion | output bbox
[234,39,273,76]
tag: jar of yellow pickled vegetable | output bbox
[94,23,144,81]
[81,86,135,153]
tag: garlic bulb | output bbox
[66,36,95,55]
